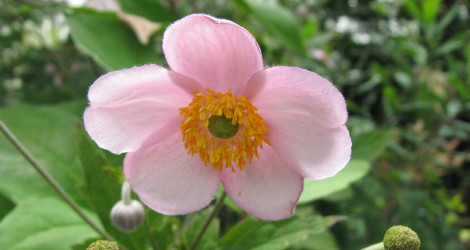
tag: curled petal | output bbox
[84,64,201,154]
[244,66,351,179]
[222,146,303,221]
[163,14,263,94]
[124,134,221,215]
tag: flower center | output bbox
[180,89,270,171]
[208,115,239,139]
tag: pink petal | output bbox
[163,14,263,94]
[221,146,303,221]
[84,64,202,154]
[265,116,351,179]
[243,66,348,128]
[124,133,221,215]
[243,66,351,179]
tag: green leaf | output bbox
[298,160,370,204]
[0,197,98,250]
[117,0,177,23]
[0,193,15,221]
[383,84,398,118]
[433,33,469,57]
[291,230,339,250]
[422,0,441,25]
[448,72,470,101]
[218,219,276,249]
[302,20,319,40]
[465,44,470,81]
[428,5,459,43]
[66,8,160,71]
[78,129,147,250]
[399,41,428,65]
[0,102,87,205]
[146,211,178,250]
[182,207,220,250]
[239,0,306,54]
[218,213,330,250]
[403,0,421,21]
[351,129,397,161]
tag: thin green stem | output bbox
[189,191,227,250]
[0,120,114,241]
[144,211,158,250]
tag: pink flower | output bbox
[84,14,351,221]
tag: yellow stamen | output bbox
[180,89,270,171]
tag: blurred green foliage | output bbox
[0,0,469,249]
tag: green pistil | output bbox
[208,115,239,139]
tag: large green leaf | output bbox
[403,0,421,21]
[145,211,178,250]
[218,212,330,250]
[0,197,98,250]
[66,8,160,71]
[433,33,469,57]
[78,130,148,250]
[182,207,220,250]
[0,102,87,205]
[117,0,177,23]
[351,129,397,161]
[0,193,14,221]
[239,0,306,54]
[291,230,339,250]
[422,0,441,25]
[298,160,370,204]
[427,4,459,44]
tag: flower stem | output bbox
[189,191,227,250]
[121,181,132,205]
[144,211,158,250]
[0,120,114,242]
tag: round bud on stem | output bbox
[110,182,144,232]
[383,225,420,250]
[87,240,119,250]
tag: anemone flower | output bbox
[84,14,351,220]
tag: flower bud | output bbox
[110,182,144,232]
[383,225,420,250]
[87,240,119,250]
